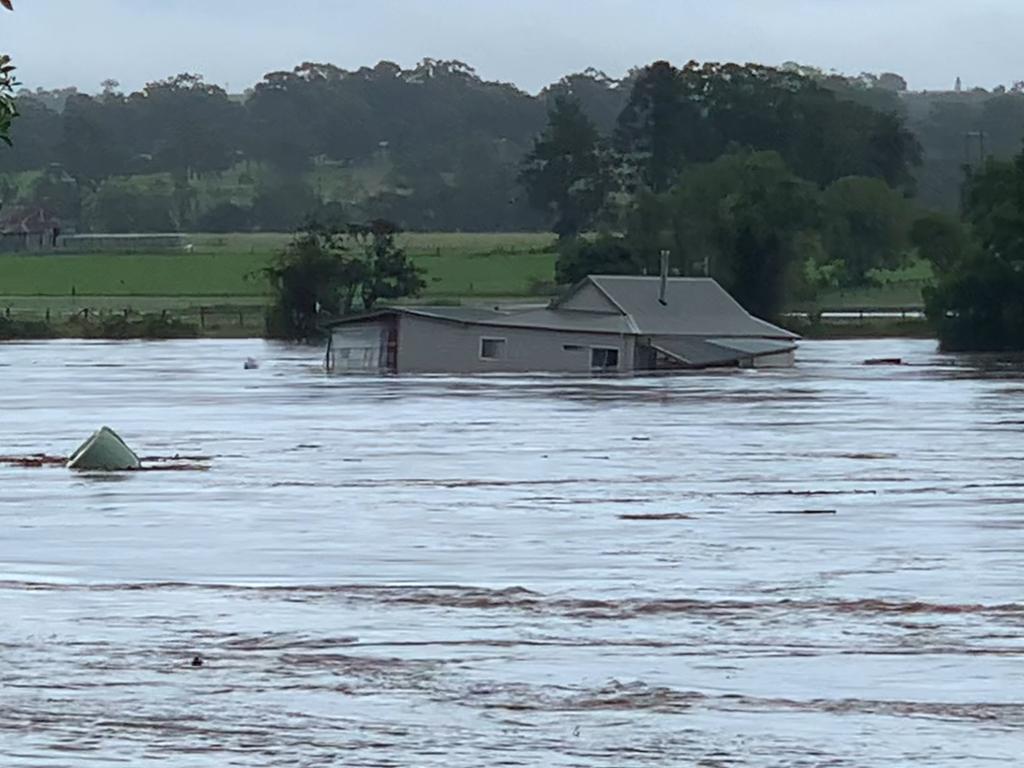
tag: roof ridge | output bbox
[585,276,641,333]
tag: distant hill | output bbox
[2,59,1022,231]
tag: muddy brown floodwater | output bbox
[1,338,1022,766]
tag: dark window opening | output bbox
[480,337,507,360]
[591,347,619,371]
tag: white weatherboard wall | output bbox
[747,350,797,368]
[396,314,635,374]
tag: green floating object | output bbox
[67,426,141,471]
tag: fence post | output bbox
[45,308,50,323]
[238,310,244,327]
[4,307,9,318]
[199,307,206,329]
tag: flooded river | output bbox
[1,338,1022,766]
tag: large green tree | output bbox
[347,219,426,310]
[265,219,424,339]
[910,211,971,273]
[0,54,15,147]
[131,73,244,179]
[660,150,819,318]
[555,235,644,285]
[541,69,628,134]
[1,0,16,147]
[615,61,709,193]
[519,96,610,238]
[613,61,921,196]
[820,176,914,286]
[925,152,1024,350]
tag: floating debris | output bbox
[618,512,694,521]
[1,448,211,472]
[764,509,838,515]
[864,358,903,366]
[244,357,259,370]
[0,454,66,468]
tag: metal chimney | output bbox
[658,250,670,306]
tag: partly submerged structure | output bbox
[325,275,799,374]
[67,427,141,471]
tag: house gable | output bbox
[552,279,624,315]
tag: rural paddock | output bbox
[0,338,1021,766]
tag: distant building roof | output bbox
[0,206,60,234]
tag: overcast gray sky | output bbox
[3,0,1020,94]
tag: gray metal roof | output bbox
[326,276,798,343]
[651,336,796,367]
[707,337,797,356]
[491,308,634,334]
[401,306,513,323]
[650,337,750,367]
[325,305,633,335]
[405,306,633,334]
[569,276,798,339]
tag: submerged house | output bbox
[325,275,799,374]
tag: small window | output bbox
[563,344,584,352]
[591,347,619,372]
[480,337,507,360]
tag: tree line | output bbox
[5,58,1024,234]
[520,61,930,319]
[519,60,1024,351]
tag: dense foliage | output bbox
[924,152,1024,351]
[0,0,12,146]
[0,54,15,148]
[524,61,927,318]
[4,57,1023,234]
[265,219,425,339]
[613,62,920,193]
[518,96,611,239]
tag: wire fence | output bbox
[785,308,926,321]
[1,303,269,334]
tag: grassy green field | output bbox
[0,231,934,334]
[796,282,931,311]
[0,233,558,311]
